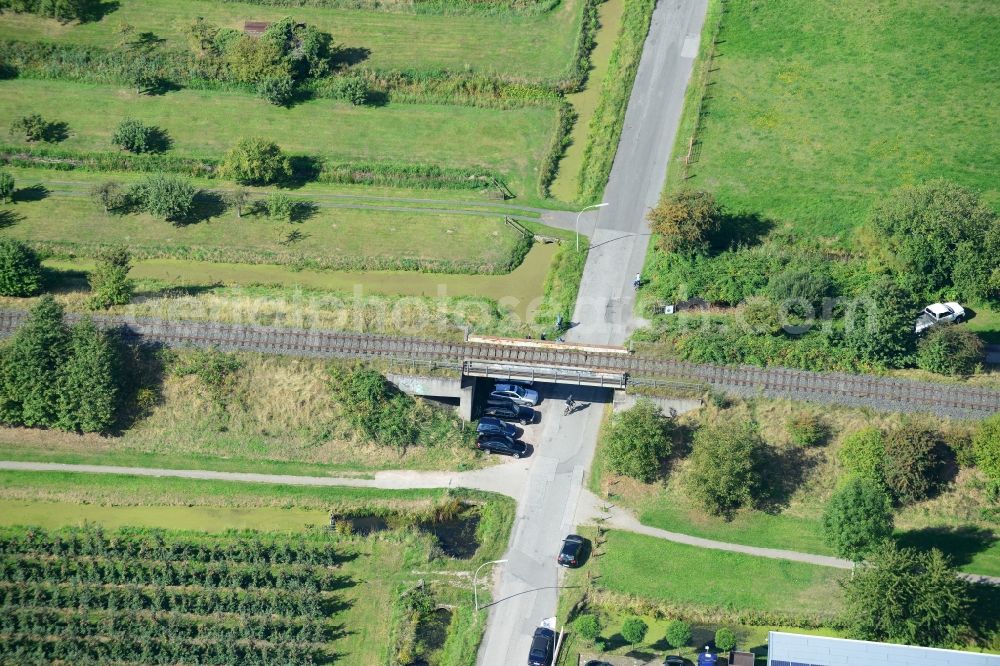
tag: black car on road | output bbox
[663,657,685,666]
[476,433,527,458]
[557,534,586,568]
[476,416,518,438]
[482,399,536,425]
[527,627,555,666]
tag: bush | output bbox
[331,367,417,449]
[785,413,827,447]
[843,276,916,369]
[664,619,692,648]
[620,617,648,646]
[838,428,886,485]
[648,190,721,254]
[766,266,834,305]
[90,181,131,214]
[221,138,292,185]
[573,614,601,642]
[129,174,196,221]
[740,296,781,334]
[9,113,58,142]
[87,245,133,309]
[916,324,984,377]
[0,296,68,427]
[687,418,765,518]
[111,118,156,154]
[602,398,673,483]
[973,414,1000,484]
[714,627,737,652]
[257,74,296,106]
[55,319,121,433]
[822,477,894,561]
[0,238,43,297]
[0,169,13,203]
[882,425,945,505]
[332,75,368,106]
[266,192,293,221]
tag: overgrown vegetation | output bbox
[601,398,673,483]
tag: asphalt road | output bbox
[475,385,609,666]
[569,0,709,346]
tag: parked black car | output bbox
[527,627,555,666]
[482,398,536,425]
[476,433,527,458]
[557,534,586,568]
[476,416,518,438]
[663,657,686,666]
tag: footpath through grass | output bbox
[599,530,844,617]
[679,0,1000,237]
[0,0,586,81]
[0,79,555,197]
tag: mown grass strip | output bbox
[574,0,654,202]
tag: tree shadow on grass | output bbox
[81,0,120,22]
[145,126,173,153]
[0,209,23,229]
[709,210,774,253]
[41,266,89,293]
[331,46,372,68]
[895,525,996,569]
[176,190,228,224]
[969,581,1000,641]
[285,155,324,188]
[42,121,70,143]
[290,200,319,223]
[757,444,820,514]
[12,184,49,202]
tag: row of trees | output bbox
[0,524,344,566]
[0,0,103,23]
[0,297,122,432]
[573,613,739,653]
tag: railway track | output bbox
[0,310,996,417]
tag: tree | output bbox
[221,138,291,186]
[838,428,886,485]
[843,276,916,369]
[822,477,894,561]
[87,245,133,309]
[129,174,196,221]
[664,620,692,649]
[56,320,120,433]
[573,614,601,642]
[714,627,737,652]
[602,398,673,483]
[648,190,721,254]
[0,170,14,203]
[620,617,648,647]
[111,118,157,153]
[225,187,250,218]
[0,296,69,427]
[841,542,972,647]
[35,0,102,22]
[687,418,765,518]
[0,238,43,297]
[882,425,944,505]
[973,413,1000,484]
[916,324,984,377]
[870,180,999,302]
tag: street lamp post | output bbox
[575,202,609,252]
[473,559,508,616]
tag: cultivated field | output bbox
[0,471,516,666]
[679,0,1000,238]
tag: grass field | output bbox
[598,530,844,616]
[0,0,585,81]
[0,79,556,196]
[0,173,531,274]
[678,0,1000,238]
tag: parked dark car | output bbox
[584,662,613,666]
[663,657,686,666]
[557,534,586,568]
[476,433,527,458]
[482,399,536,425]
[527,627,555,666]
[476,416,518,438]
